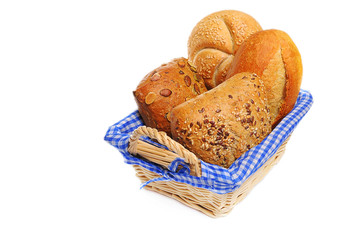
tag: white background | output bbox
[1,0,360,239]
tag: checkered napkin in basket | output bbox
[104,90,313,194]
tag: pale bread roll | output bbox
[188,10,262,89]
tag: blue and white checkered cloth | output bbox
[104,90,313,194]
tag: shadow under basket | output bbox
[105,90,313,218]
[128,126,290,218]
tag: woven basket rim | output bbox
[104,90,313,194]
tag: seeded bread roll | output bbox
[170,72,272,168]
[133,58,208,136]
[227,29,302,127]
[188,10,262,89]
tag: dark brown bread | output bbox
[170,72,272,168]
[133,58,208,136]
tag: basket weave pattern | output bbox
[104,90,313,217]
[128,125,289,217]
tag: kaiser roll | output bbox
[188,10,262,89]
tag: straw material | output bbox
[128,126,289,217]
[129,126,202,177]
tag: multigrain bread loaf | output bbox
[170,72,272,168]
[227,29,302,127]
[133,58,208,136]
[188,10,262,89]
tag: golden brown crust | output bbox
[273,30,303,126]
[133,58,208,136]
[188,10,262,89]
[170,72,272,168]
[226,29,302,127]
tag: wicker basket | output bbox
[105,90,313,218]
[127,126,290,218]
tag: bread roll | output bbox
[188,10,262,89]
[227,29,302,127]
[170,72,272,168]
[133,58,208,136]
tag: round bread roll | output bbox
[170,72,272,168]
[133,58,208,136]
[188,10,262,89]
[227,29,303,127]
